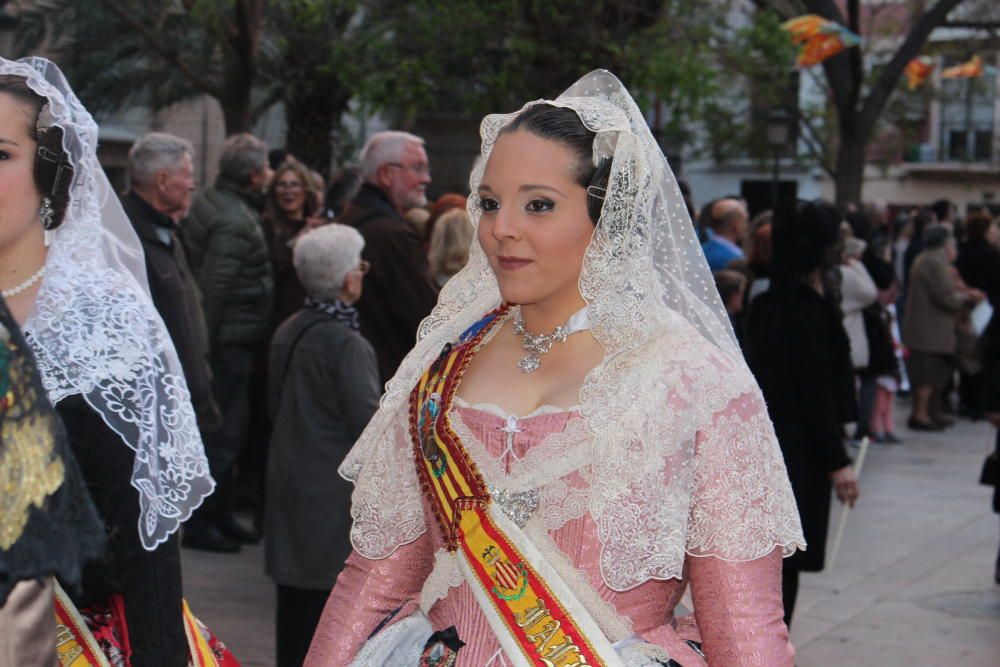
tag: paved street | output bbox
[792,409,999,666]
[182,401,1000,666]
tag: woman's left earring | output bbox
[39,196,55,247]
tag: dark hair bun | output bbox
[33,126,73,230]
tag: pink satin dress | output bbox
[305,402,795,667]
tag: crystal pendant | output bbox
[490,487,540,528]
[518,354,541,374]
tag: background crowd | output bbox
[111,125,1000,665]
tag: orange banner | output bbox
[905,58,934,89]
[942,55,983,79]
[782,14,862,68]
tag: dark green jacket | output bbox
[183,178,274,344]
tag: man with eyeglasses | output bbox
[338,131,439,384]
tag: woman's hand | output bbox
[830,465,859,508]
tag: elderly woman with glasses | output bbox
[264,223,381,667]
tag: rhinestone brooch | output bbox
[489,487,540,528]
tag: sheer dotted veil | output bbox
[1,56,213,550]
[341,69,803,589]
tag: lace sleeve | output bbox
[685,389,805,561]
[343,417,427,559]
[304,535,434,667]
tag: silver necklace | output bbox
[1,266,45,299]
[512,306,591,373]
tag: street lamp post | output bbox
[766,109,791,211]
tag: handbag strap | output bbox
[278,315,329,385]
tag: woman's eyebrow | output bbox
[477,183,567,197]
[519,184,565,197]
[0,137,21,147]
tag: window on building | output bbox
[948,130,968,160]
[939,57,996,163]
[974,130,993,161]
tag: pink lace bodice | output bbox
[306,402,794,666]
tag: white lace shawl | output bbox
[341,70,804,590]
[3,57,213,550]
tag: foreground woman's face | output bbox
[476,130,594,311]
[0,92,43,256]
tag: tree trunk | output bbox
[219,0,261,136]
[834,122,865,209]
[284,82,352,175]
[220,88,253,135]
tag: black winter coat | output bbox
[122,192,219,431]
[956,238,1000,306]
[260,210,307,332]
[745,282,855,572]
[982,314,1000,513]
[338,184,439,384]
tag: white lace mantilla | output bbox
[3,57,213,549]
[341,69,804,590]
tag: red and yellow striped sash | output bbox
[183,600,219,667]
[53,582,220,667]
[54,582,110,667]
[409,306,608,666]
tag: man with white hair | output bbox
[338,130,439,384]
[121,132,218,435]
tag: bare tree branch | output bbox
[858,0,966,140]
[798,109,837,177]
[251,85,282,121]
[97,0,220,97]
[847,0,862,112]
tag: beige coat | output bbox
[840,259,879,369]
[902,248,966,354]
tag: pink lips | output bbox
[497,255,532,271]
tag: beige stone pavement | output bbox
[181,404,1000,667]
[791,412,999,666]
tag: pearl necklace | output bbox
[1,266,46,299]
[512,306,591,373]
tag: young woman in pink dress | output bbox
[305,70,805,667]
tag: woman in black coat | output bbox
[745,200,860,625]
[983,311,1000,584]
[956,211,1000,417]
